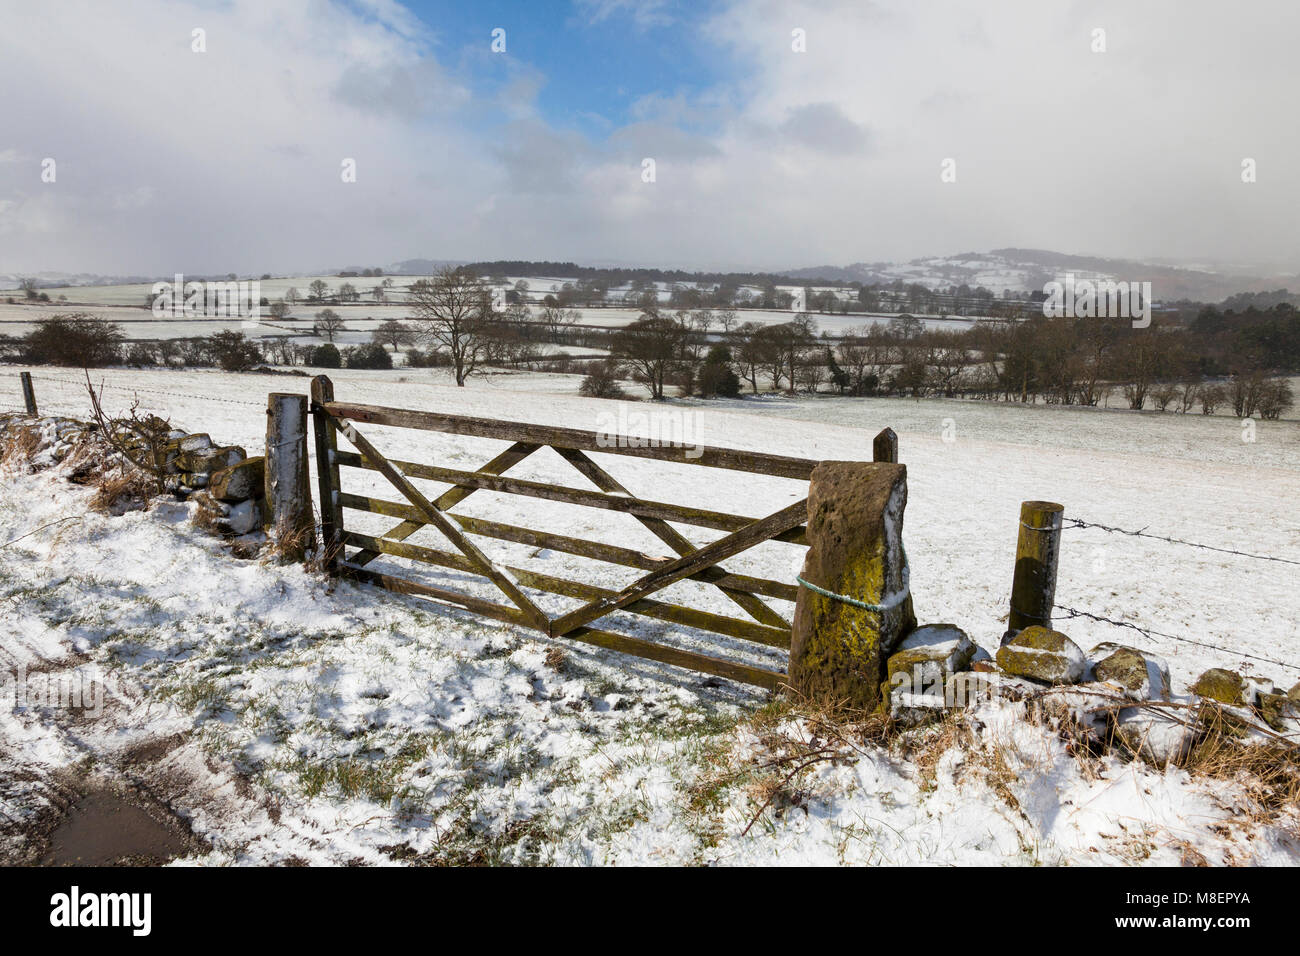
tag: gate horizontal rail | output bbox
[324,400,818,480]
[339,564,787,689]
[340,529,791,647]
[332,457,808,539]
[338,497,797,600]
[311,380,816,689]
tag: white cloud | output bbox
[2,0,1298,274]
[574,0,674,29]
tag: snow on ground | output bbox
[4,364,1294,686]
[1,364,1297,864]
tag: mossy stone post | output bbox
[20,372,37,415]
[788,461,916,710]
[1005,500,1064,642]
[265,392,313,562]
[872,427,897,464]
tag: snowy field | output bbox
[1,363,1297,865]
[2,277,988,338]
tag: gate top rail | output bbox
[320,400,818,481]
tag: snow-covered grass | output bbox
[1,364,1297,865]
[5,364,1293,684]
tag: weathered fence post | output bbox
[265,392,313,562]
[788,461,916,710]
[872,427,898,463]
[1005,500,1064,641]
[310,375,342,574]
[20,372,37,415]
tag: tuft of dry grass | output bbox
[719,691,895,836]
[904,711,974,792]
[189,501,223,535]
[91,464,156,515]
[0,422,41,471]
[1179,705,1300,828]
[263,519,318,564]
[1174,839,1210,867]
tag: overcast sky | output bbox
[1,0,1298,275]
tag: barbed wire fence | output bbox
[1062,516,1300,567]
[25,373,265,408]
[1042,514,1300,674]
[0,372,265,421]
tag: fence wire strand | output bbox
[27,373,265,408]
[1063,516,1300,566]
[1053,603,1300,673]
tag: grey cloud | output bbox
[332,59,467,119]
[776,103,872,155]
[606,122,723,162]
[493,122,593,194]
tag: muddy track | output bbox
[0,637,346,865]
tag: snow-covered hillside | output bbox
[1,365,1297,865]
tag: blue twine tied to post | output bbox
[796,545,911,613]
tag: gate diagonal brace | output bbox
[549,498,807,638]
[348,439,541,567]
[552,446,790,630]
[331,415,549,631]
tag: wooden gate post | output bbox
[872,427,897,463]
[310,375,342,574]
[20,372,37,415]
[1005,500,1064,641]
[265,392,313,562]
[788,461,916,710]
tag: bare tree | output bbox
[611,315,685,400]
[265,336,296,365]
[409,267,493,386]
[733,322,766,393]
[371,320,414,352]
[1150,382,1179,412]
[1257,378,1294,420]
[540,306,581,343]
[1197,383,1225,415]
[1118,325,1169,410]
[1229,371,1266,418]
[924,331,971,397]
[313,308,346,342]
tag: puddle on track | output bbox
[38,787,200,866]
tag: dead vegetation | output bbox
[263,518,317,566]
[0,420,42,471]
[686,692,894,837]
[712,685,1300,847]
[0,380,167,517]
[84,370,174,497]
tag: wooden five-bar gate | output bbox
[307,375,829,690]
